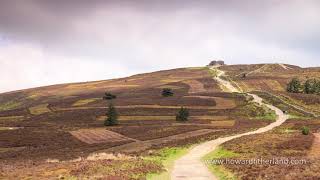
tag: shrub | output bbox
[103,92,117,100]
[176,107,189,122]
[301,126,310,135]
[162,88,174,97]
[304,79,317,94]
[314,80,320,94]
[104,103,118,126]
[287,78,301,93]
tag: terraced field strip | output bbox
[115,104,236,110]
[70,128,138,144]
[160,79,181,83]
[101,129,219,154]
[0,100,22,111]
[29,104,51,115]
[104,84,140,88]
[210,120,235,127]
[183,80,206,93]
[156,85,183,89]
[184,95,236,109]
[0,116,24,121]
[171,120,235,128]
[0,147,25,153]
[97,115,230,121]
[72,98,100,106]
[97,115,174,121]
[0,127,22,131]
[55,104,235,112]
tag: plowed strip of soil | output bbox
[70,128,137,144]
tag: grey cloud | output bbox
[0,0,319,63]
[0,0,319,92]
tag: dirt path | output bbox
[214,70,240,93]
[278,63,292,70]
[171,67,289,180]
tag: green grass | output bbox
[146,146,191,180]
[72,98,100,106]
[0,147,25,153]
[0,116,24,122]
[206,67,219,77]
[0,127,20,131]
[277,128,298,134]
[288,114,312,120]
[253,108,277,121]
[29,104,51,115]
[202,147,238,180]
[234,102,277,121]
[0,100,22,111]
[187,67,206,70]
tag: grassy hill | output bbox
[0,64,319,179]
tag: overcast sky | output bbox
[0,0,319,93]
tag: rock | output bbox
[208,60,225,66]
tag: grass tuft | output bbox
[146,146,191,180]
[202,147,238,180]
[0,100,22,111]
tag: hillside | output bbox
[1,64,320,179]
[221,63,320,116]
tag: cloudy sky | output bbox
[0,0,319,93]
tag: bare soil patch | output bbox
[70,128,136,144]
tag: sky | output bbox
[0,0,319,93]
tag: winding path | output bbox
[171,67,289,180]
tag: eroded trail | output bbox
[171,68,289,180]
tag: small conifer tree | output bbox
[287,78,301,93]
[104,103,118,126]
[176,107,189,122]
[103,92,117,100]
[162,88,174,97]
